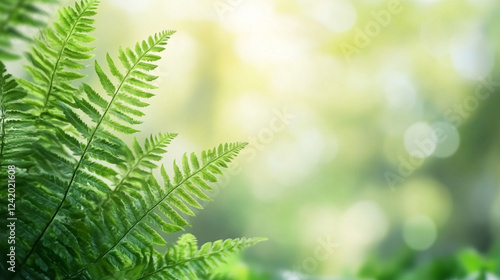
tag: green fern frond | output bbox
[92,30,175,134]
[16,0,98,118]
[72,143,247,278]
[138,234,266,280]
[57,30,176,214]
[0,0,57,59]
[0,0,263,278]
[11,30,177,279]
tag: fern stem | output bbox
[68,143,245,278]
[16,31,172,276]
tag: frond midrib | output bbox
[68,143,244,278]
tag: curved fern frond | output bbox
[92,30,175,134]
[72,142,247,278]
[50,30,176,213]
[17,0,99,118]
[15,31,176,278]
[57,30,176,210]
[8,3,100,277]
[139,234,265,279]
[0,0,57,59]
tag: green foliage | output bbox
[139,234,264,280]
[357,248,500,280]
[0,0,57,59]
[0,62,31,166]
[0,0,263,279]
[19,0,97,118]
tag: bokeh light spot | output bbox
[431,121,460,158]
[384,75,417,110]
[403,215,437,251]
[340,201,388,247]
[404,122,437,158]
[451,25,495,80]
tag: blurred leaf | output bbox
[459,249,497,273]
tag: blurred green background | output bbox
[6,0,500,279]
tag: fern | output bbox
[75,143,248,279]
[138,234,265,279]
[0,0,263,279]
[0,0,57,59]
